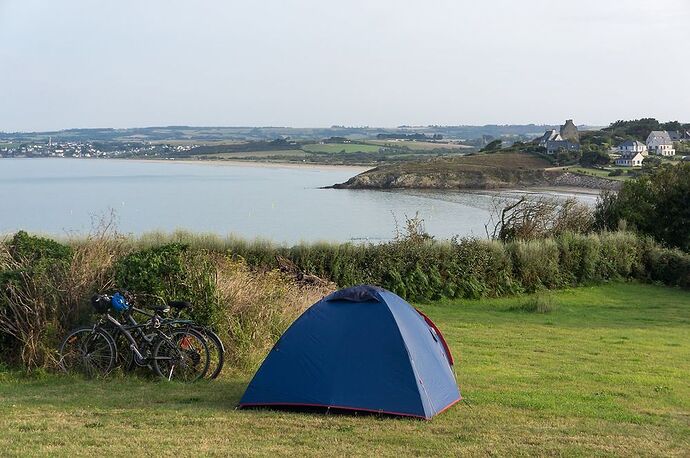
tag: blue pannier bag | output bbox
[111,292,129,313]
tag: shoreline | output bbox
[0,156,372,172]
[135,158,372,172]
[493,185,604,196]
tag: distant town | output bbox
[0,139,195,159]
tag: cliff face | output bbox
[333,168,552,190]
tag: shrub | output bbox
[1,228,688,373]
[596,231,641,280]
[557,232,601,285]
[0,232,73,370]
[213,258,333,372]
[114,243,219,327]
[595,163,690,251]
[639,238,690,288]
[509,238,562,292]
[508,294,556,313]
[449,238,519,299]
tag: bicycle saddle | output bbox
[168,301,191,310]
[152,305,171,314]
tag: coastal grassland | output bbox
[199,150,309,159]
[367,139,473,151]
[301,143,382,154]
[1,283,688,456]
[350,151,552,175]
[562,166,631,181]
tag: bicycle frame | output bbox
[101,312,174,365]
[126,306,225,353]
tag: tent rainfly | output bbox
[238,285,461,419]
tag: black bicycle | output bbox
[122,300,225,380]
[58,293,210,382]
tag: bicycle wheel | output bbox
[199,328,224,380]
[58,326,117,377]
[110,328,140,371]
[152,329,210,382]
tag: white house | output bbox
[646,131,676,156]
[615,152,645,167]
[618,140,647,156]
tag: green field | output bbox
[367,139,473,151]
[1,283,688,456]
[563,166,631,181]
[301,143,381,154]
[201,150,309,159]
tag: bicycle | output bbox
[58,293,210,382]
[117,298,225,380]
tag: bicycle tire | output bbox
[152,329,210,382]
[58,326,117,377]
[199,328,224,380]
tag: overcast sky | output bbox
[1,0,688,131]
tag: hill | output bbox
[0,124,563,143]
[331,152,619,190]
[580,118,690,147]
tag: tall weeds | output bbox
[215,258,332,372]
[1,227,689,372]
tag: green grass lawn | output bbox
[1,283,688,456]
[302,143,381,154]
[564,166,631,181]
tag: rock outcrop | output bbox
[332,167,620,191]
[330,152,620,192]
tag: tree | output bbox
[554,148,581,166]
[660,120,682,131]
[480,139,502,152]
[486,196,593,241]
[641,156,662,172]
[602,118,660,140]
[580,147,610,166]
[594,163,690,251]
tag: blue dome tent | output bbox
[239,285,461,419]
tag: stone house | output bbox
[536,120,581,155]
[559,119,579,143]
[537,130,561,148]
[547,140,580,155]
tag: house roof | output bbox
[618,152,645,160]
[618,140,646,148]
[667,131,681,141]
[537,130,560,143]
[647,130,673,144]
[546,140,580,150]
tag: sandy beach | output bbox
[122,157,372,173]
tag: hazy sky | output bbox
[1,0,688,131]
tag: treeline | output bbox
[376,133,443,140]
[182,139,301,157]
[581,118,689,147]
